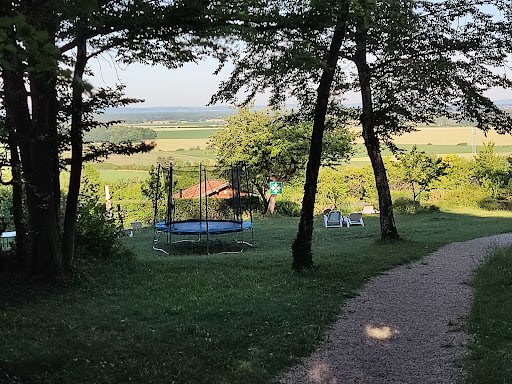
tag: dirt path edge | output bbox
[276,233,512,384]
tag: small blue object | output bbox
[155,219,253,235]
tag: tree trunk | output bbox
[291,25,347,271]
[6,117,29,263]
[27,71,63,276]
[62,39,87,270]
[265,176,278,215]
[23,1,63,276]
[266,194,277,215]
[2,60,36,267]
[354,32,399,240]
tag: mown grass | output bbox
[2,210,512,383]
[463,245,512,384]
[99,169,149,183]
[95,148,215,169]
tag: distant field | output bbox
[100,148,215,169]
[155,129,216,139]
[352,144,512,157]
[134,121,225,128]
[93,124,512,172]
[352,126,512,146]
[148,139,211,151]
[151,127,220,131]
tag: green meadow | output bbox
[2,210,512,383]
[3,121,512,383]
[155,129,217,140]
[91,123,512,184]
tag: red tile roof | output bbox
[173,179,230,199]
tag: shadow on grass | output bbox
[0,356,65,384]
[0,268,72,310]
[2,209,512,384]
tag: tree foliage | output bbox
[0,0,238,277]
[210,107,354,213]
[211,0,512,269]
[396,146,446,204]
[84,126,157,143]
[474,142,512,199]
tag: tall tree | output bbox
[396,146,446,204]
[0,0,236,276]
[211,0,512,269]
[210,107,354,215]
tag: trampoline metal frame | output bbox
[152,163,254,255]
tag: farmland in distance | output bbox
[95,121,512,183]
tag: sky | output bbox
[88,57,274,108]
[88,56,364,108]
[88,55,511,109]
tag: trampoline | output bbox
[155,219,253,235]
[152,163,254,255]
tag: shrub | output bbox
[393,196,439,214]
[74,166,129,261]
[478,199,512,211]
[274,200,301,217]
[0,187,13,231]
[74,198,124,260]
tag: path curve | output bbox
[277,233,512,384]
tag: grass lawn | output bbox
[96,148,215,168]
[99,170,150,183]
[463,245,512,383]
[2,209,512,383]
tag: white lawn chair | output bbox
[323,210,344,228]
[346,212,364,227]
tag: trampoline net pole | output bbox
[232,164,242,225]
[244,163,254,242]
[153,164,161,226]
[199,163,203,222]
[168,163,173,254]
[204,166,209,254]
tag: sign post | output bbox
[270,182,283,195]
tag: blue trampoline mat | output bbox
[155,219,253,235]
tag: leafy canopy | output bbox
[209,107,355,197]
[396,146,446,204]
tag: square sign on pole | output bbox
[270,182,283,195]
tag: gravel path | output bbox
[277,233,512,384]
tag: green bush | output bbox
[478,198,512,211]
[274,200,301,217]
[0,187,13,231]
[393,196,439,214]
[75,166,130,261]
[75,198,125,260]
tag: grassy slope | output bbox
[463,245,512,384]
[88,124,512,173]
[2,209,512,383]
